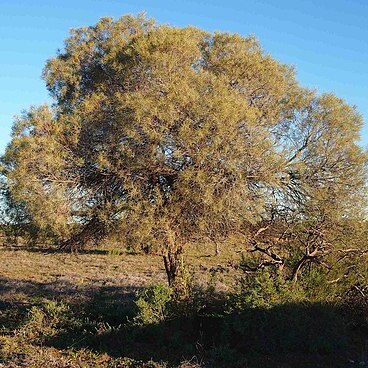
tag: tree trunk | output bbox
[291,256,308,283]
[214,241,220,256]
[291,248,321,283]
[163,246,182,286]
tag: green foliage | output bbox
[133,284,173,325]
[17,300,77,344]
[0,15,367,350]
[170,258,201,315]
[229,269,306,310]
[133,262,217,326]
[4,14,366,287]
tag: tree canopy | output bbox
[1,14,367,284]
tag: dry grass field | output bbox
[0,244,241,367]
[0,244,366,368]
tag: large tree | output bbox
[2,14,366,285]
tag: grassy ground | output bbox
[0,244,366,367]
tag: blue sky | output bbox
[1,0,367,154]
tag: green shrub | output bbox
[133,284,173,325]
[17,300,78,343]
[229,269,305,310]
[133,260,203,327]
[171,258,200,316]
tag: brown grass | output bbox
[0,243,240,368]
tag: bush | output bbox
[133,284,173,326]
[229,269,306,310]
[16,300,81,344]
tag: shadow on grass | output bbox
[0,275,138,334]
[64,305,360,367]
[1,243,111,255]
[1,276,367,367]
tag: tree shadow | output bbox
[1,244,110,255]
[70,304,361,367]
[1,276,367,367]
[0,275,138,333]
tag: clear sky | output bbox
[1,0,367,154]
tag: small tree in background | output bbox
[2,14,367,285]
